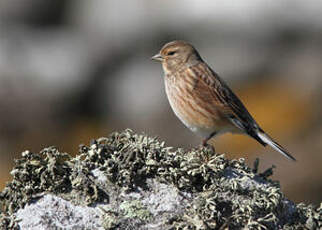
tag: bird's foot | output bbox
[203,143,215,153]
[198,143,216,163]
[200,136,216,163]
[201,139,215,153]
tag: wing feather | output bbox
[190,63,262,137]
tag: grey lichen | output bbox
[15,194,103,230]
[0,129,321,229]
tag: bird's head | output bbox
[152,40,202,74]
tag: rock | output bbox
[0,129,321,229]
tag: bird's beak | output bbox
[151,53,163,61]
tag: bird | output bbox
[151,40,296,161]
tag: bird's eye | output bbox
[167,51,176,56]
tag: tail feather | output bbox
[256,131,296,161]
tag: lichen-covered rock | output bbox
[0,129,321,229]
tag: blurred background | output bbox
[0,0,321,204]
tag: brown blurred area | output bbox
[0,1,321,204]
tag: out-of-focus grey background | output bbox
[0,0,321,204]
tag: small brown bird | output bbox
[152,40,296,161]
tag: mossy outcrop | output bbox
[0,129,321,229]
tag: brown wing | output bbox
[190,63,265,144]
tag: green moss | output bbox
[0,213,19,230]
[99,207,120,230]
[0,147,72,214]
[0,146,109,216]
[120,200,152,221]
[0,129,321,229]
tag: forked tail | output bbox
[256,131,296,161]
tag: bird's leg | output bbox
[202,132,217,152]
[202,138,209,147]
[202,132,217,146]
